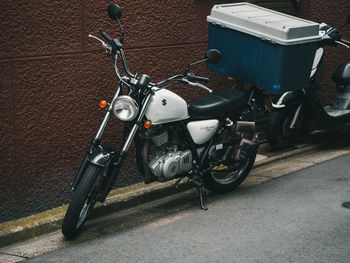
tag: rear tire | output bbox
[204,152,256,193]
[267,109,298,150]
[62,163,101,239]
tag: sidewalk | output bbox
[1,136,349,249]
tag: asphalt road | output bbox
[24,153,350,263]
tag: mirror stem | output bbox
[190,58,208,66]
[117,18,124,44]
[184,66,190,75]
[184,58,209,75]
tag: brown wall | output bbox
[0,0,349,223]
[299,0,350,102]
[0,0,232,223]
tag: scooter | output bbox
[266,16,350,149]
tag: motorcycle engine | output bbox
[148,150,192,180]
[146,125,193,182]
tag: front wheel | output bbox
[204,152,257,193]
[266,109,299,150]
[62,163,102,239]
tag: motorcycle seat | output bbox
[332,62,350,85]
[188,89,247,119]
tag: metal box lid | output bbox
[207,2,321,45]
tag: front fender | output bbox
[272,90,304,109]
[88,144,116,167]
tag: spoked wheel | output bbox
[62,163,103,239]
[267,109,299,150]
[204,152,256,193]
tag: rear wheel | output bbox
[204,152,256,193]
[62,163,102,239]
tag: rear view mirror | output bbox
[206,49,221,64]
[108,3,122,20]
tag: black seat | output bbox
[188,89,247,119]
[332,62,350,85]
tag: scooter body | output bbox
[267,21,350,149]
[303,53,350,132]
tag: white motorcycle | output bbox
[62,3,259,239]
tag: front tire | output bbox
[204,152,257,193]
[267,109,298,150]
[62,163,101,239]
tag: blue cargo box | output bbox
[207,3,321,94]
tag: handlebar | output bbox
[155,74,212,93]
[90,32,212,93]
[319,25,349,48]
[100,30,113,43]
[186,73,209,83]
[94,30,123,53]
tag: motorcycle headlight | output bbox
[112,96,139,121]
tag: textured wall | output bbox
[1,0,348,223]
[0,0,233,223]
[299,0,350,103]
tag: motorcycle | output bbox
[267,16,350,149]
[62,4,259,239]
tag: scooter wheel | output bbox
[267,110,297,150]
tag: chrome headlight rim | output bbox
[112,95,139,121]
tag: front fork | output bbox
[70,91,153,202]
[272,89,305,131]
[289,104,303,130]
[71,88,120,192]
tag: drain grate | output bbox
[341,202,350,209]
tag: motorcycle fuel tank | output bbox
[145,89,189,125]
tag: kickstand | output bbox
[197,185,208,211]
[189,172,208,210]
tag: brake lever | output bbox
[88,34,112,53]
[335,41,350,48]
[182,78,212,93]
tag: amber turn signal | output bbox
[99,100,108,109]
[264,105,270,112]
[144,120,152,129]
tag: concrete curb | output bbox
[0,142,319,247]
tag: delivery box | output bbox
[207,2,321,94]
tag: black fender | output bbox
[88,144,116,167]
[272,90,304,110]
[71,140,117,191]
